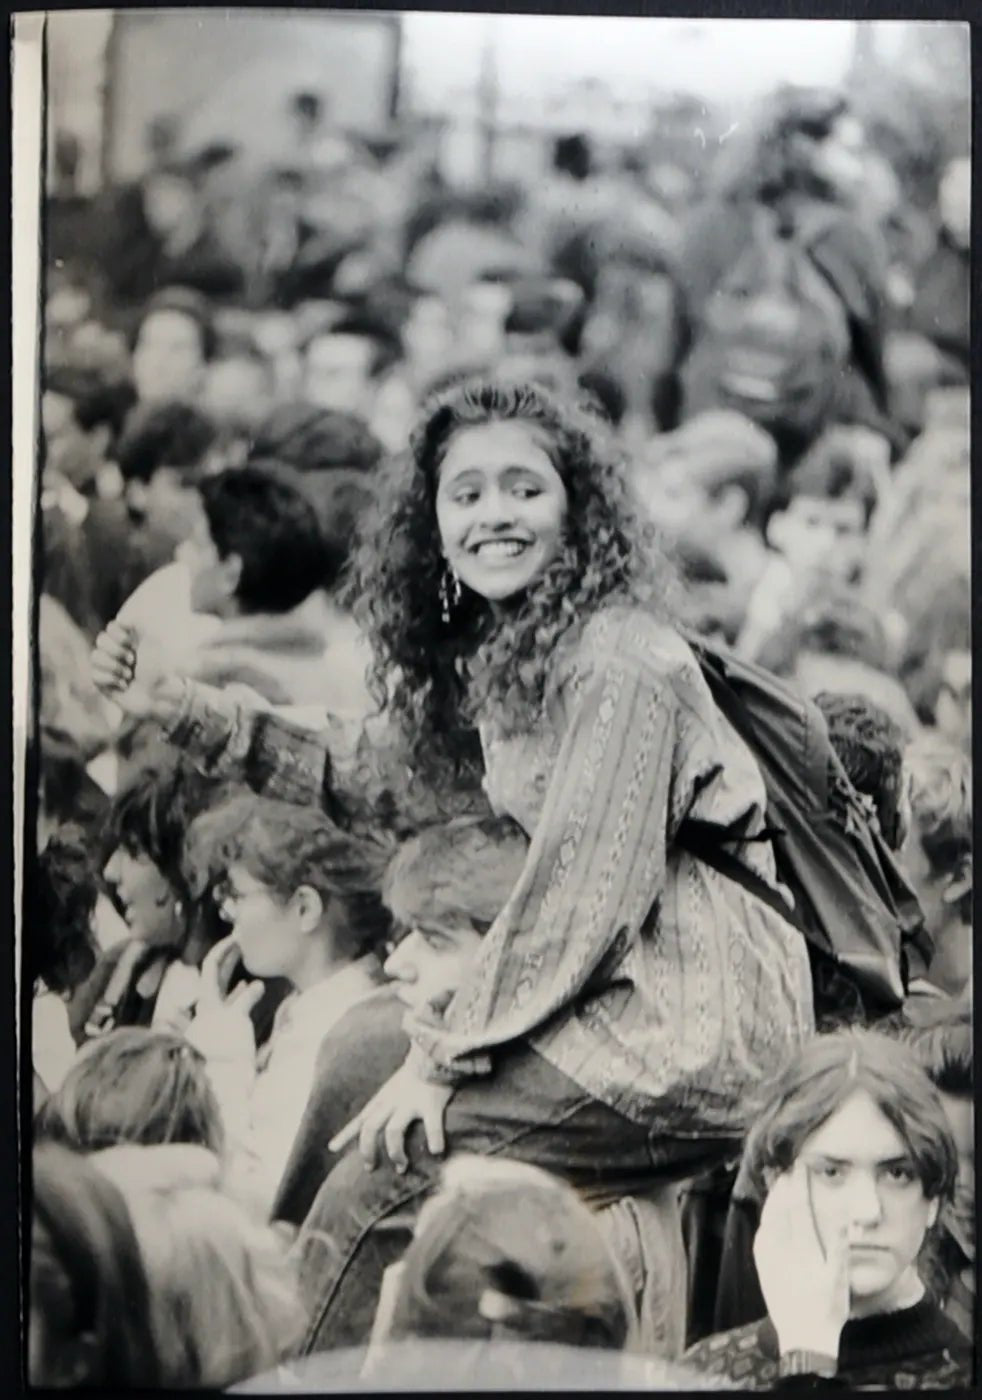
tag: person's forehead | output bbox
[801,1091,909,1162]
[440,420,558,477]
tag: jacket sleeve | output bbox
[408,649,678,1079]
[163,678,369,811]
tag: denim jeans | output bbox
[296,1041,738,1353]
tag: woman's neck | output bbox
[288,928,354,993]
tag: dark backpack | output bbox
[676,635,931,1024]
[681,204,852,446]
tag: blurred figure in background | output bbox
[31,829,100,1098]
[676,86,897,469]
[901,734,972,1003]
[30,1143,162,1388]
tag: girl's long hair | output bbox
[349,376,678,794]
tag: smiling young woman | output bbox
[92,376,815,1349]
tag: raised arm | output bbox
[91,621,346,809]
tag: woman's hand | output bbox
[329,1062,454,1174]
[753,1159,849,1361]
[196,933,264,1017]
[90,620,183,724]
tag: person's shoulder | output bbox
[570,603,700,687]
[313,987,407,1068]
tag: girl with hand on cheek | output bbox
[686,1028,971,1391]
[182,792,391,1216]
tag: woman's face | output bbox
[435,420,569,604]
[218,862,300,981]
[793,1088,937,1316]
[103,843,182,948]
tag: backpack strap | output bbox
[675,817,802,933]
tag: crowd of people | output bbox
[29,72,972,1389]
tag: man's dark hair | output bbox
[250,402,383,474]
[115,400,217,485]
[198,460,329,614]
[814,691,906,849]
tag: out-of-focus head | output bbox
[110,1179,306,1388]
[132,287,215,403]
[638,410,779,537]
[387,1155,633,1349]
[302,312,401,417]
[35,1027,224,1156]
[768,433,878,585]
[250,400,384,475]
[30,1143,161,1387]
[200,335,274,430]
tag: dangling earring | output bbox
[439,564,461,624]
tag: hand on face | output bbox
[754,1159,849,1359]
[196,932,264,1017]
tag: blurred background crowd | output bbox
[27,12,971,1391]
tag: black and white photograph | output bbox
[14,9,973,1391]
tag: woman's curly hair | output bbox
[347,376,678,791]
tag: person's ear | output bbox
[926,1197,941,1231]
[293,884,325,933]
